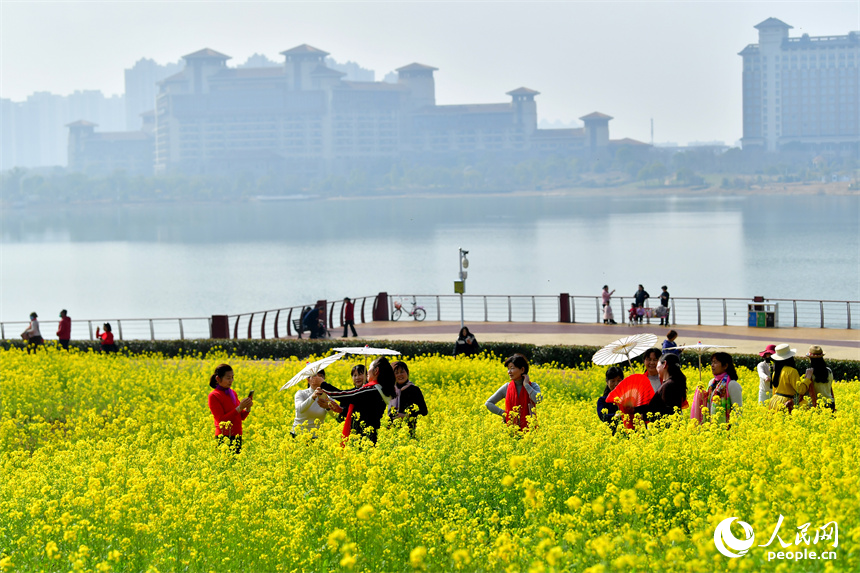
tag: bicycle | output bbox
[392,298,426,321]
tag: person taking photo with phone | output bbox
[208,363,253,454]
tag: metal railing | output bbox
[225,295,374,341]
[2,294,856,342]
[386,294,859,330]
[0,317,213,342]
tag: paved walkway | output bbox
[335,320,860,360]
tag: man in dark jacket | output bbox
[633,285,650,324]
[659,286,670,326]
[303,306,321,339]
[634,285,650,307]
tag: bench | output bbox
[293,318,330,339]
[292,318,305,338]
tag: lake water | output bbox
[1,193,858,325]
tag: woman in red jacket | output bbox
[208,364,253,453]
[96,323,118,353]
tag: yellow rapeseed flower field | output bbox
[0,347,857,572]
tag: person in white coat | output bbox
[756,344,776,403]
[291,370,337,436]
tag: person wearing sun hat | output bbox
[767,344,809,412]
[803,345,836,411]
[756,344,777,403]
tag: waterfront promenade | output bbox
[349,321,860,361]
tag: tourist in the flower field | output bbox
[767,344,809,412]
[635,353,687,421]
[485,354,542,430]
[388,360,428,436]
[21,311,44,352]
[804,345,836,411]
[96,322,118,353]
[641,348,662,392]
[705,352,743,426]
[208,363,253,454]
[291,369,339,437]
[662,330,682,357]
[56,309,72,350]
[318,357,396,445]
[597,366,625,432]
[347,364,366,389]
[756,344,776,403]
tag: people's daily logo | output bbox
[714,517,755,558]
[713,515,838,562]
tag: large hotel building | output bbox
[144,45,621,176]
[740,18,859,154]
[69,18,858,176]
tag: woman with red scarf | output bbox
[485,354,542,430]
[318,357,396,445]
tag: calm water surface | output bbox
[1,194,857,322]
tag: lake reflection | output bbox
[1,194,857,321]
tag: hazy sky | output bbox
[1,1,857,145]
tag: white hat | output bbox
[771,343,796,361]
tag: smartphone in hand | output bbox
[248,390,255,399]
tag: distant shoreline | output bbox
[1,181,855,210]
[326,180,857,202]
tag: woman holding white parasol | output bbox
[316,357,397,445]
[291,369,339,437]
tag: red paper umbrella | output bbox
[606,374,655,428]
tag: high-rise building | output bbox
[124,58,182,131]
[1,90,125,169]
[739,18,860,154]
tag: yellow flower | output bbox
[327,529,348,550]
[565,495,583,510]
[665,527,686,543]
[45,541,58,558]
[409,546,427,569]
[452,549,471,567]
[509,455,527,470]
[356,504,375,520]
[618,489,638,514]
[1,350,857,572]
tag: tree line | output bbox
[2,147,855,204]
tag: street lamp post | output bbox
[457,248,469,329]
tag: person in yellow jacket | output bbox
[767,344,809,412]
